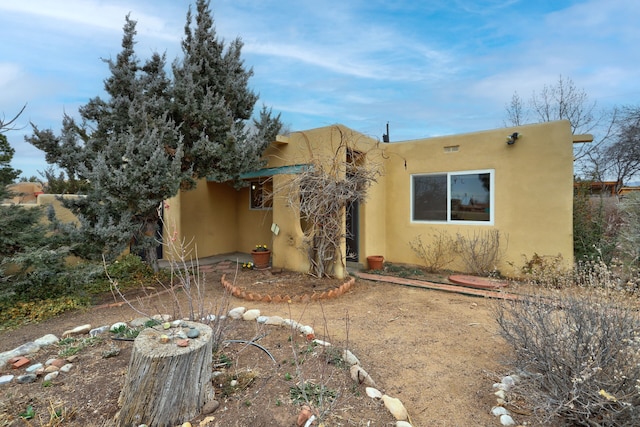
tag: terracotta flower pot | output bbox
[251,250,271,269]
[367,255,384,271]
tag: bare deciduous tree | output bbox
[281,127,383,278]
[503,92,527,127]
[503,75,612,164]
[588,106,640,191]
[0,104,26,133]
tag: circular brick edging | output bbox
[220,274,356,303]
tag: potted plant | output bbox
[367,255,384,271]
[251,244,271,269]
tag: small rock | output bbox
[110,322,127,332]
[34,334,59,347]
[187,328,200,339]
[159,335,170,344]
[494,389,506,399]
[176,331,188,339]
[201,400,220,414]
[365,387,383,399]
[13,342,41,357]
[256,315,268,324]
[60,364,73,373]
[62,324,92,337]
[25,363,43,373]
[500,414,516,426]
[44,371,59,381]
[298,325,314,336]
[342,349,360,366]
[491,406,509,416]
[350,365,376,387]
[181,422,192,427]
[162,322,172,330]
[90,325,110,337]
[66,355,79,363]
[396,422,413,427]
[381,395,408,421]
[501,375,516,390]
[0,353,16,369]
[176,339,189,347]
[242,309,261,321]
[199,416,216,426]
[264,315,285,326]
[312,339,331,347]
[47,358,67,368]
[16,374,37,384]
[201,314,216,322]
[296,405,312,427]
[283,318,300,329]
[228,307,246,319]
[0,374,14,385]
[44,365,59,373]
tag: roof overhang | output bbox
[573,134,594,143]
[237,163,311,180]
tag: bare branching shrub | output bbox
[454,229,506,276]
[408,232,456,273]
[107,203,230,350]
[520,253,574,288]
[281,127,383,278]
[496,290,640,426]
[619,193,640,261]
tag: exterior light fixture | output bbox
[506,132,520,145]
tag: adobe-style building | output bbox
[164,119,583,278]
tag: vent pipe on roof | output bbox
[382,122,390,143]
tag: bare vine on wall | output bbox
[282,127,383,278]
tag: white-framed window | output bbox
[411,170,494,224]
[249,178,273,210]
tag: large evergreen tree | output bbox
[26,2,282,270]
[0,134,21,200]
[27,16,187,271]
[172,0,282,188]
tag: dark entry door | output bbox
[346,200,359,261]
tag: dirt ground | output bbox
[0,264,515,427]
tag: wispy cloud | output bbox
[1,0,639,176]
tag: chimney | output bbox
[382,122,390,143]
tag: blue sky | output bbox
[1,0,639,178]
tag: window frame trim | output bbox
[410,169,495,225]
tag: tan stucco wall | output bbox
[172,120,574,276]
[3,182,43,204]
[375,120,574,274]
[261,125,382,277]
[165,181,240,257]
[35,194,83,224]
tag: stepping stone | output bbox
[448,275,509,290]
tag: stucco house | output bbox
[164,119,585,278]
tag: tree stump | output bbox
[115,321,214,427]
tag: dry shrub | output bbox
[454,229,506,276]
[408,232,456,273]
[520,253,574,288]
[496,290,640,426]
[107,203,230,350]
